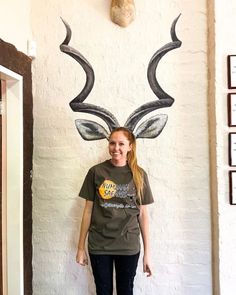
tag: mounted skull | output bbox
[60,15,182,141]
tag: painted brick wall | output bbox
[31,0,211,294]
[214,1,236,294]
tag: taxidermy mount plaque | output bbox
[110,0,135,27]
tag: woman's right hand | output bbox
[76,200,93,266]
[76,249,88,266]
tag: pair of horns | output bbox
[60,15,182,140]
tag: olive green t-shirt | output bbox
[79,160,154,255]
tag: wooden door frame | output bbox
[1,66,24,295]
[0,39,33,295]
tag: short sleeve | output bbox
[142,171,154,205]
[79,168,95,201]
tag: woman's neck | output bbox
[110,159,127,167]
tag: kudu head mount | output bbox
[60,15,182,141]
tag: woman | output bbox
[76,127,154,295]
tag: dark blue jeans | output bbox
[89,252,140,295]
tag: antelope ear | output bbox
[134,114,168,139]
[75,119,109,141]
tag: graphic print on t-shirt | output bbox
[98,180,117,199]
[98,179,137,209]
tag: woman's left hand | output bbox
[143,254,152,277]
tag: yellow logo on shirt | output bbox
[99,180,117,199]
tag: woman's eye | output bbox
[119,143,124,146]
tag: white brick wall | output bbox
[31,0,212,294]
[214,1,236,294]
[4,1,236,294]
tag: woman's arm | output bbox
[138,205,152,277]
[76,200,93,266]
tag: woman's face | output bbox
[108,131,132,166]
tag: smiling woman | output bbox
[76,127,154,295]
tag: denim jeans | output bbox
[89,252,140,295]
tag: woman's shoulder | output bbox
[139,166,147,176]
[88,160,110,172]
[139,167,150,183]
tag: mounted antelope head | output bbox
[60,15,182,141]
[110,0,135,27]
